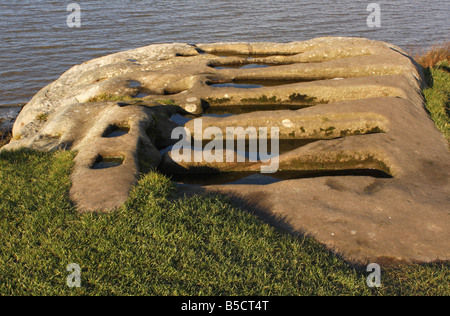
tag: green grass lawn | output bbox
[0,149,448,296]
[0,61,449,296]
[422,61,450,142]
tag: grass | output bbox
[35,113,49,122]
[412,42,449,142]
[155,99,177,106]
[420,62,450,142]
[413,42,450,69]
[87,93,144,103]
[87,94,177,107]
[0,43,448,296]
[0,149,448,296]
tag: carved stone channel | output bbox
[2,38,449,264]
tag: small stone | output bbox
[282,119,294,128]
[185,103,197,113]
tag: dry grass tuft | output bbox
[413,41,450,69]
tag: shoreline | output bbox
[0,105,24,134]
[0,103,27,108]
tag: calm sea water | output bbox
[0,0,448,106]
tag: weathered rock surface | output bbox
[2,37,449,264]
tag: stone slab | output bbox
[2,37,449,264]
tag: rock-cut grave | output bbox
[3,37,449,264]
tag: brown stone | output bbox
[2,37,449,264]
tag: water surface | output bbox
[0,0,448,106]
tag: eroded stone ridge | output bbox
[2,37,449,264]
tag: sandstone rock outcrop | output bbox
[2,37,449,264]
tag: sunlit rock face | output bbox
[3,37,449,264]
